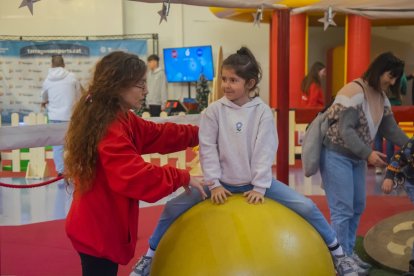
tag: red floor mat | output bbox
[0,196,412,276]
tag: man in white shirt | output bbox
[146,54,168,117]
[41,54,81,176]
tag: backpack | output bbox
[301,107,331,177]
[301,80,365,177]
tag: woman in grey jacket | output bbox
[320,52,409,274]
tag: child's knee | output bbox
[295,198,317,217]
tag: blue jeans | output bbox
[320,147,367,255]
[374,133,395,163]
[405,179,414,203]
[405,179,414,260]
[49,120,66,174]
[149,178,336,250]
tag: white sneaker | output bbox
[334,254,358,276]
[130,256,152,276]
[356,266,369,276]
[375,167,383,174]
[351,252,372,269]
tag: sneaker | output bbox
[375,167,383,174]
[334,254,358,276]
[351,252,372,269]
[130,256,152,276]
[356,266,369,276]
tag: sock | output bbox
[145,248,155,258]
[328,239,344,257]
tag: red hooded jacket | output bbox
[301,83,324,107]
[66,111,198,264]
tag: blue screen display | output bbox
[163,45,214,83]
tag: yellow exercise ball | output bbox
[151,194,335,276]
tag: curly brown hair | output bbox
[64,51,146,193]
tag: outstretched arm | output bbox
[136,115,199,155]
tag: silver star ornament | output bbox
[318,6,336,31]
[158,0,170,24]
[19,0,41,15]
[252,6,264,27]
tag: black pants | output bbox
[149,104,162,117]
[79,253,118,276]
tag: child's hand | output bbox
[243,190,264,204]
[211,186,232,204]
[187,176,211,200]
[381,178,394,194]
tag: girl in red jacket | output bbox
[301,61,326,107]
[64,51,208,276]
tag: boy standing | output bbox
[381,136,414,275]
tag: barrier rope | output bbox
[0,175,64,189]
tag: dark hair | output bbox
[51,54,64,67]
[301,62,325,96]
[147,54,160,62]
[65,51,146,193]
[362,52,404,95]
[222,46,262,97]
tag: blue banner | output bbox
[0,40,147,57]
[0,39,148,124]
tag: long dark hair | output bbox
[222,46,262,97]
[301,62,325,96]
[362,52,404,95]
[65,51,146,193]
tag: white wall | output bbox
[123,2,270,102]
[0,0,123,36]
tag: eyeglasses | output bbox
[134,84,146,90]
[134,82,147,90]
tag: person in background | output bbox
[320,52,409,274]
[131,47,360,276]
[64,51,208,276]
[40,54,81,176]
[301,61,326,107]
[373,71,406,174]
[146,54,168,117]
[381,136,414,276]
[406,71,414,105]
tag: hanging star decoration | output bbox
[318,6,336,31]
[252,6,264,27]
[19,0,41,15]
[158,0,171,24]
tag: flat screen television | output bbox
[163,45,214,83]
